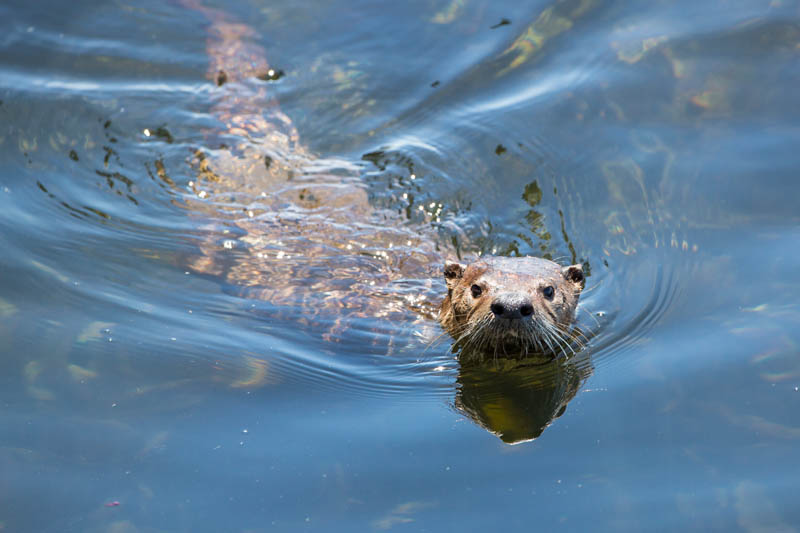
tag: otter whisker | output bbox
[555,330,577,358]
[565,322,592,348]
[577,305,602,330]
[543,321,571,359]
[556,323,581,355]
[422,329,455,352]
[578,279,602,295]
[542,326,559,355]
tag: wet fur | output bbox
[439,256,584,362]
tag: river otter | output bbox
[180,1,586,360]
[439,256,585,361]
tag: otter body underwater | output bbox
[180,1,586,362]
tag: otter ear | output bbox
[443,261,465,290]
[562,264,584,287]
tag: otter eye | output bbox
[542,286,555,299]
[470,284,483,298]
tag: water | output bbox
[2,0,799,531]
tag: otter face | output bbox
[439,256,584,360]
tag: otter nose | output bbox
[490,293,534,319]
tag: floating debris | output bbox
[490,18,511,29]
[256,68,284,82]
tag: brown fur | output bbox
[439,256,584,361]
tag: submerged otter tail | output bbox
[179,0,275,84]
[179,0,300,160]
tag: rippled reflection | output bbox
[456,354,593,443]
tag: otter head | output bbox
[439,256,584,360]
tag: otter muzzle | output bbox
[490,293,534,320]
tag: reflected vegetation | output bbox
[497,0,597,74]
[431,0,465,24]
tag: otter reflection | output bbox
[454,353,593,444]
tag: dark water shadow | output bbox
[454,352,593,444]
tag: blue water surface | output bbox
[1,0,799,531]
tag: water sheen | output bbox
[2,0,800,531]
